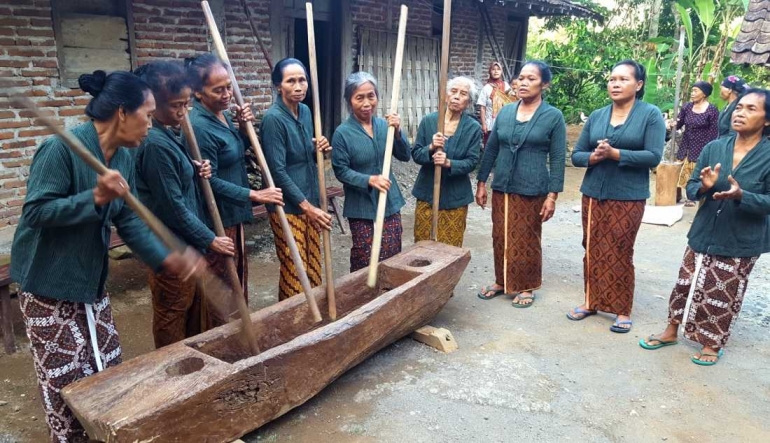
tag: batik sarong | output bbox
[203,224,248,325]
[413,200,468,247]
[20,292,122,443]
[269,212,322,301]
[492,191,547,294]
[582,195,645,316]
[348,212,403,273]
[668,246,758,349]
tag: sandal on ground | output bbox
[684,200,696,207]
[512,293,536,308]
[639,334,678,350]
[477,285,504,300]
[691,348,724,366]
[566,307,597,321]
[610,318,633,333]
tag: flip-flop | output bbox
[610,318,633,333]
[691,348,724,366]
[566,307,597,321]
[477,285,504,300]
[512,293,536,308]
[684,201,696,207]
[639,334,678,350]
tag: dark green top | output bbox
[260,100,319,215]
[11,122,169,304]
[686,136,770,257]
[572,100,666,201]
[135,121,215,252]
[331,116,410,220]
[411,112,482,209]
[189,100,253,228]
[718,99,738,138]
[478,101,567,196]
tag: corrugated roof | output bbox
[500,0,603,22]
[731,0,770,66]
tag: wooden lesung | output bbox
[61,241,471,442]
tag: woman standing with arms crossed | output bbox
[568,60,666,332]
[477,61,513,146]
[332,72,411,272]
[475,61,566,308]
[261,58,331,301]
[411,76,482,246]
[12,70,199,442]
[187,54,283,317]
[641,89,770,365]
[134,60,230,347]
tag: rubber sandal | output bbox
[639,334,678,350]
[477,285,504,300]
[566,307,597,321]
[512,293,536,308]
[691,348,724,366]
[610,318,633,333]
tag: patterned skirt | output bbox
[148,269,204,349]
[677,159,696,189]
[348,212,403,273]
[413,200,468,247]
[20,292,122,443]
[582,195,645,316]
[269,212,323,301]
[203,224,248,326]
[667,246,758,349]
[492,191,547,294]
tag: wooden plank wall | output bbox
[358,28,439,139]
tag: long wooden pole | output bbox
[201,1,322,323]
[12,97,186,254]
[432,0,452,241]
[239,0,273,71]
[181,114,260,355]
[367,5,408,289]
[306,3,337,320]
[668,26,686,163]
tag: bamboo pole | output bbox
[239,0,273,71]
[201,1,322,323]
[181,113,260,355]
[432,0,452,241]
[669,26,686,163]
[13,97,186,254]
[306,3,337,321]
[367,5,408,289]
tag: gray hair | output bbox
[446,76,480,112]
[344,71,379,111]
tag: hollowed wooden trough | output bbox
[61,241,471,442]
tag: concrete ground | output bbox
[1,166,769,443]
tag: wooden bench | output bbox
[0,187,346,354]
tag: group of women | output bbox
[9,49,770,441]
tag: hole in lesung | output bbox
[165,357,205,377]
[408,258,431,267]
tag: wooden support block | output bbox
[655,162,682,206]
[411,325,457,353]
[1,285,16,354]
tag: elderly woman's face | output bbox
[279,63,308,105]
[732,92,769,135]
[119,91,155,148]
[447,82,470,112]
[517,64,545,100]
[690,86,706,103]
[607,64,641,102]
[350,82,378,122]
[720,85,732,101]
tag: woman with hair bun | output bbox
[718,75,750,137]
[11,70,200,442]
[186,54,283,317]
[260,57,331,300]
[567,59,666,332]
[134,60,231,347]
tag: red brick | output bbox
[2,139,35,149]
[58,107,83,117]
[16,27,54,37]
[31,59,57,68]
[0,110,15,118]
[6,48,46,57]
[18,127,53,137]
[1,179,26,189]
[1,158,32,168]
[0,119,30,129]
[0,18,29,27]
[19,108,54,118]
[0,60,30,68]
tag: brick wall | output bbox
[451,0,510,80]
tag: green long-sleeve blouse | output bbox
[135,120,215,252]
[11,122,169,304]
[572,100,666,201]
[686,136,770,257]
[260,100,320,215]
[411,111,481,209]
[477,101,567,196]
[718,99,738,138]
[189,100,253,228]
[331,116,410,220]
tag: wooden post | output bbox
[181,114,260,355]
[367,5,408,289]
[656,26,686,207]
[0,285,15,354]
[201,1,322,323]
[432,0,452,241]
[306,2,337,321]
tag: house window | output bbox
[52,0,135,88]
